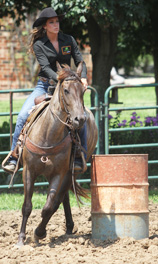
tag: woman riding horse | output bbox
[3,7,88,173]
[16,61,97,246]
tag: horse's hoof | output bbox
[15,233,25,248]
[34,228,47,241]
[14,240,24,248]
[66,225,78,235]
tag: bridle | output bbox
[49,75,83,130]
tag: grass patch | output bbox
[0,98,27,126]
[110,86,157,122]
[0,189,157,211]
[0,191,91,211]
[149,188,158,203]
[0,92,91,127]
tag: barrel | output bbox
[91,154,149,240]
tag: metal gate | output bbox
[104,83,158,180]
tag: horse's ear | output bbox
[56,61,62,72]
[76,61,83,77]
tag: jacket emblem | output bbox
[61,46,71,55]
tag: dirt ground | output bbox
[0,201,157,264]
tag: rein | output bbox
[49,75,82,130]
[49,105,73,129]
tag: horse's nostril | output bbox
[75,117,79,122]
[74,116,85,127]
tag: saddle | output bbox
[12,99,50,159]
[1,98,50,180]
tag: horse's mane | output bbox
[57,64,80,82]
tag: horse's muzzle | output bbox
[73,114,86,129]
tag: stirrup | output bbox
[3,163,16,174]
[1,150,14,173]
[74,161,82,172]
[74,152,87,174]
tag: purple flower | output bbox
[145,117,152,124]
[118,122,126,127]
[108,114,113,120]
[152,117,157,123]
[129,121,136,126]
[132,112,137,115]
[122,120,127,123]
[139,121,143,126]
[131,115,136,120]
[118,123,123,127]
[153,121,158,126]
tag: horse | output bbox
[17,62,98,246]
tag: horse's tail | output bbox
[70,179,90,205]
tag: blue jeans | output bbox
[11,80,49,150]
[11,79,87,160]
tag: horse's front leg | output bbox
[63,191,74,234]
[34,175,61,240]
[17,166,35,247]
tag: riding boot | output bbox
[3,155,17,173]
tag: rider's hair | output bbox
[28,25,46,54]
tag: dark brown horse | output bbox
[17,62,98,246]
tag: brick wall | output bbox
[0,16,92,91]
[0,17,32,90]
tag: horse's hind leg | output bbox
[63,191,74,234]
[17,167,34,246]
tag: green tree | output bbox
[52,0,148,101]
[148,0,158,105]
[0,0,51,25]
[112,0,158,104]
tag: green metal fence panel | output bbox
[104,83,158,180]
[0,86,99,189]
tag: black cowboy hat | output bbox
[33,7,65,28]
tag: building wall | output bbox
[0,17,92,91]
[0,17,32,90]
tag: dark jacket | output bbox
[33,32,87,82]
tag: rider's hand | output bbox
[81,78,88,90]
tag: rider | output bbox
[3,7,88,173]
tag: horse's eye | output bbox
[64,89,69,95]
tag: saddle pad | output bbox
[26,100,50,131]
